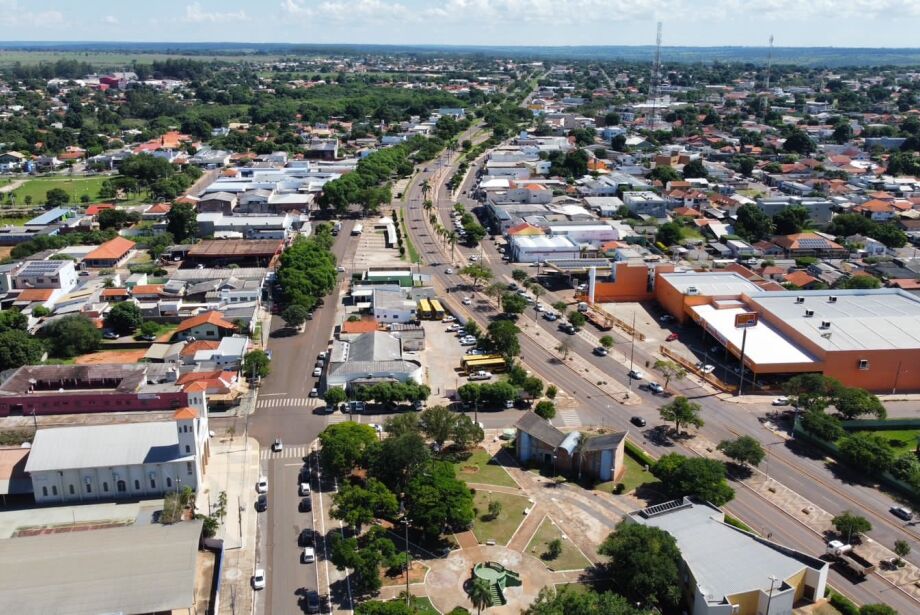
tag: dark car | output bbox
[305,590,321,614]
[299,528,313,547]
[630,416,647,427]
[665,333,679,342]
[256,494,268,512]
[299,497,312,512]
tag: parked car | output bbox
[462,297,472,305]
[256,477,268,493]
[543,312,558,321]
[442,315,456,323]
[312,367,322,377]
[665,333,679,342]
[891,506,913,521]
[317,351,327,361]
[251,568,266,590]
[299,482,311,496]
[309,387,319,397]
[628,369,644,380]
[468,370,492,381]
[630,416,647,427]
[299,497,312,512]
[305,590,321,614]
[697,363,716,374]
[593,347,608,357]
[303,547,316,563]
[336,266,345,272]
[659,314,674,322]
[460,337,477,346]
[772,396,790,406]
[299,528,313,547]
[256,494,268,512]
[271,439,283,452]
[445,268,454,275]
[102,330,119,340]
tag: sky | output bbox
[1,0,919,48]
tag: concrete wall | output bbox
[32,459,198,504]
[0,391,189,418]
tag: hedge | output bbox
[625,439,656,468]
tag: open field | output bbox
[75,350,147,365]
[0,50,283,67]
[525,516,592,571]
[470,490,530,545]
[850,428,920,451]
[9,176,108,206]
[454,448,518,489]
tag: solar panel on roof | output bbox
[797,238,829,248]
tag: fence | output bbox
[659,345,733,393]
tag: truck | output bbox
[826,540,876,578]
[351,223,363,236]
[584,304,614,331]
[332,221,342,235]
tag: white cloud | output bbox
[184,2,249,23]
[282,0,410,22]
[0,0,63,27]
[102,15,119,25]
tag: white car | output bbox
[628,369,644,380]
[534,303,544,312]
[772,396,790,406]
[313,367,322,377]
[303,547,316,563]
[468,370,492,381]
[299,482,311,496]
[460,337,477,346]
[309,387,319,397]
[271,439,283,452]
[252,568,266,590]
[445,268,454,275]
[698,364,716,374]
[468,255,479,262]
[543,312,558,321]
[442,315,456,323]
[462,297,472,305]
[256,477,268,494]
[336,266,345,272]
[648,383,665,394]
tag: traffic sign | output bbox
[734,312,759,328]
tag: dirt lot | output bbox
[75,349,147,365]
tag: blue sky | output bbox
[0,0,918,48]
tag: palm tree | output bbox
[447,231,459,262]
[530,284,545,314]
[485,282,505,307]
[555,340,571,360]
[423,199,433,215]
[421,179,431,202]
[469,577,493,614]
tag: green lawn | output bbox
[453,448,518,488]
[596,452,660,495]
[10,176,109,206]
[409,596,438,615]
[525,517,592,571]
[471,490,531,545]
[851,429,920,450]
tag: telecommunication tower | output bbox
[649,21,663,131]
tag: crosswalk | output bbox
[256,396,320,409]
[552,408,581,428]
[260,444,311,460]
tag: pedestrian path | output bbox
[256,396,318,409]
[259,444,311,460]
[552,408,581,428]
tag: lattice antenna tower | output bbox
[650,21,662,132]
[765,34,774,91]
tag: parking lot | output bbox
[420,319,470,405]
[347,226,404,272]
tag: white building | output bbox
[511,235,580,263]
[545,223,623,245]
[26,408,209,505]
[13,260,78,292]
[372,287,418,323]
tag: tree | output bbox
[382,412,420,438]
[682,158,708,179]
[405,460,474,536]
[653,359,686,390]
[649,165,679,183]
[0,309,27,333]
[598,521,682,609]
[800,410,845,441]
[894,539,911,565]
[833,123,854,144]
[717,435,766,467]
[772,205,810,235]
[45,187,70,207]
[783,129,815,154]
[658,396,703,434]
[784,373,842,412]
[139,321,160,338]
[487,499,502,520]
[31,305,51,318]
[534,401,556,420]
[469,577,493,615]
[356,601,415,615]
[500,292,528,315]
[511,269,529,283]
[524,585,646,615]
[837,274,882,289]
[832,511,872,544]
[859,605,898,615]
[331,478,398,532]
[567,310,587,328]
[0,329,45,371]
[105,301,143,335]
[838,432,897,473]
[520,376,544,400]
[243,349,271,378]
[368,431,431,494]
[611,134,627,151]
[419,405,457,448]
[319,422,378,477]
[41,314,100,358]
[546,385,558,400]
[833,388,886,419]
[599,335,615,350]
[736,156,756,177]
[452,414,484,449]
[555,340,571,360]
[486,319,520,358]
[552,301,568,314]
[655,222,682,246]
[165,202,198,243]
[652,454,735,506]
[544,538,563,561]
[460,263,493,288]
[734,204,774,242]
[281,304,309,329]
[324,386,347,408]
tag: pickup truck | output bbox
[826,540,876,578]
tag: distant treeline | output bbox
[2,57,213,80]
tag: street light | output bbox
[764,575,779,615]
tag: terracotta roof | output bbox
[17,288,53,301]
[132,285,164,296]
[506,223,544,236]
[889,278,920,290]
[85,236,136,262]
[180,340,221,357]
[855,199,895,213]
[772,233,844,251]
[784,271,819,288]
[175,310,236,333]
[86,203,115,216]
[173,407,199,419]
[341,318,379,335]
[101,288,130,297]
[145,203,171,214]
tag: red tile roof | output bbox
[86,203,115,216]
[784,271,819,288]
[17,288,53,301]
[175,311,236,333]
[132,284,164,296]
[180,340,221,357]
[174,407,199,419]
[85,237,136,262]
[101,288,130,297]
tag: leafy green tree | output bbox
[419,405,457,448]
[319,422,378,477]
[544,538,563,561]
[599,335,615,349]
[837,275,882,290]
[524,585,647,615]
[649,165,679,183]
[139,321,160,338]
[367,432,431,495]
[838,432,897,473]
[534,401,556,420]
[800,410,845,441]
[324,386,347,408]
[717,435,766,467]
[0,329,45,371]
[653,359,686,389]
[45,187,70,207]
[41,315,100,358]
[784,373,842,412]
[520,376,544,399]
[469,577,493,615]
[31,306,51,318]
[165,202,198,243]
[772,205,810,235]
[655,222,682,246]
[567,310,587,328]
[243,349,271,378]
[97,208,140,230]
[500,292,528,315]
[682,158,708,179]
[833,387,886,419]
[331,478,399,532]
[452,415,484,450]
[511,269,529,283]
[382,412,419,438]
[105,301,143,335]
[894,539,911,564]
[405,460,474,536]
[652,454,734,506]
[598,521,682,609]
[281,304,310,329]
[460,263,493,287]
[832,511,872,544]
[734,204,774,242]
[859,605,898,615]
[356,600,414,615]
[0,309,27,333]
[783,129,815,154]
[486,319,521,358]
[658,396,704,433]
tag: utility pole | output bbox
[765,575,778,615]
[628,312,637,390]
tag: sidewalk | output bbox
[197,435,261,615]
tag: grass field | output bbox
[408,596,438,615]
[851,429,920,450]
[525,517,592,571]
[596,452,660,495]
[0,50,281,67]
[454,448,518,489]
[10,176,108,206]
[471,490,530,545]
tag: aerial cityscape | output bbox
[0,3,918,615]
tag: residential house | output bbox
[84,237,136,268]
[13,260,77,292]
[771,233,848,259]
[0,151,25,172]
[173,311,238,342]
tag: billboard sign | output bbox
[734,312,759,328]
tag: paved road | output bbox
[400,130,920,613]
